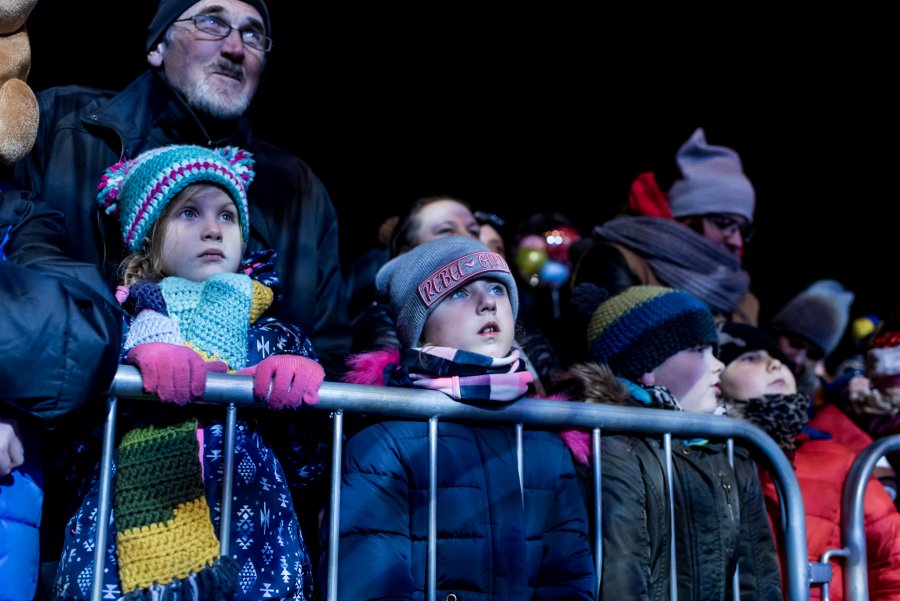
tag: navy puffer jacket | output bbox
[324,349,595,600]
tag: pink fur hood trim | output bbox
[343,348,401,387]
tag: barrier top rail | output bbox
[110,365,811,601]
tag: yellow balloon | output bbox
[516,247,548,276]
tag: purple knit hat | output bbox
[667,128,755,223]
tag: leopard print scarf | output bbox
[719,393,810,454]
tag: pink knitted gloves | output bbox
[125,343,228,405]
[238,355,324,409]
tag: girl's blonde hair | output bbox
[118,184,239,287]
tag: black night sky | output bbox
[20,3,897,323]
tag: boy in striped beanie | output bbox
[559,284,782,600]
[582,284,722,412]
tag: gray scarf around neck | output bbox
[593,216,750,314]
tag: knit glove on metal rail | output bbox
[124,342,228,405]
[238,354,324,409]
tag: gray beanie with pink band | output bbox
[376,237,518,348]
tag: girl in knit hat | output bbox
[53,145,323,601]
[558,284,781,601]
[717,322,900,601]
[330,236,595,600]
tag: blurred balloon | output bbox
[516,247,548,281]
[539,260,570,290]
[543,226,581,264]
[852,315,879,342]
[518,234,547,251]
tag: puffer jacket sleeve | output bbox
[534,441,596,600]
[734,452,783,601]
[326,423,415,600]
[0,192,122,422]
[598,436,658,601]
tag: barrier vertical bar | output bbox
[427,417,439,601]
[219,402,237,552]
[727,438,740,598]
[592,427,602,599]
[90,394,118,601]
[663,433,677,601]
[327,410,344,601]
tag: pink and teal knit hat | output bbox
[97,145,254,252]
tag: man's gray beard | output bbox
[184,78,252,121]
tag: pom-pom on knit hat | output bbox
[769,279,855,359]
[667,127,756,223]
[146,0,272,52]
[585,285,719,382]
[376,237,518,348]
[98,145,254,253]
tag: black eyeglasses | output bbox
[174,14,272,52]
[704,213,755,243]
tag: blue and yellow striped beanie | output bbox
[586,285,718,381]
[97,145,254,252]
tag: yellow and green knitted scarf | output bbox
[114,419,237,599]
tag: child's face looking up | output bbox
[159,185,243,282]
[721,350,797,400]
[647,345,723,414]
[421,278,515,358]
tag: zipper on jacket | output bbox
[720,472,735,523]
[96,207,108,272]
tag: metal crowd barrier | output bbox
[94,366,813,601]
[814,434,900,601]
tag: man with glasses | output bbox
[12,0,347,591]
[13,0,350,378]
[680,211,754,258]
[573,127,760,330]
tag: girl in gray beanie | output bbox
[326,236,595,600]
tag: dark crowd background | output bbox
[24,3,894,322]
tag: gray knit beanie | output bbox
[146,0,271,52]
[376,237,519,348]
[667,127,755,223]
[769,280,855,358]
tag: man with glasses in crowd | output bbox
[12,0,348,585]
[13,0,349,378]
[572,127,760,330]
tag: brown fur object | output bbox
[0,0,40,166]
[554,362,632,406]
